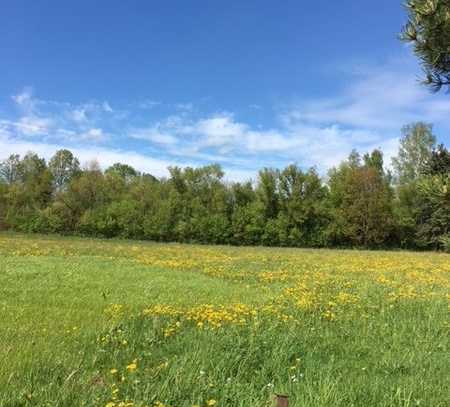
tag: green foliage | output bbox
[440,234,450,252]
[230,202,264,245]
[415,174,450,248]
[0,154,21,184]
[425,144,450,176]
[256,168,280,221]
[0,127,448,249]
[392,122,436,184]
[105,162,138,183]
[277,165,329,246]
[48,149,81,191]
[391,127,449,249]
[392,182,421,247]
[401,0,450,92]
[0,182,7,230]
[328,150,394,247]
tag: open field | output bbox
[0,233,449,406]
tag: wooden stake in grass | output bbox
[275,394,289,407]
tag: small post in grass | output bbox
[275,394,289,407]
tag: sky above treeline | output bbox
[1,0,449,181]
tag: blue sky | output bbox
[1,0,449,180]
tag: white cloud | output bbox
[0,132,254,181]
[17,116,53,136]
[138,100,161,109]
[174,102,194,111]
[0,123,13,140]
[287,57,450,133]
[68,108,88,123]
[194,114,246,148]
[102,101,113,113]
[129,126,178,145]
[12,88,34,110]
[67,101,114,123]
[2,55,449,178]
[125,111,400,171]
[78,128,107,142]
[0,116,53,137]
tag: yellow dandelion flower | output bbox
[206,400,217,406]
[126,360,137,372]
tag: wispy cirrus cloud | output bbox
[285,56,450,133]
[138,100,162,109]
[5,88,115,143]
[128,125,178,146]
[17,116,54,136]
[12,87,35,109]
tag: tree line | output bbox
[0,122,449,250]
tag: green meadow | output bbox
[0,233,449,406]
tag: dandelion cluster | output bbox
[1,234,449,406]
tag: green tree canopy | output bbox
[0,140,448,250]
[48,149,81,191]
[105,163,138,183]
[425,144,450,175]
[0,154,21,184]
[392,122,436,184]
